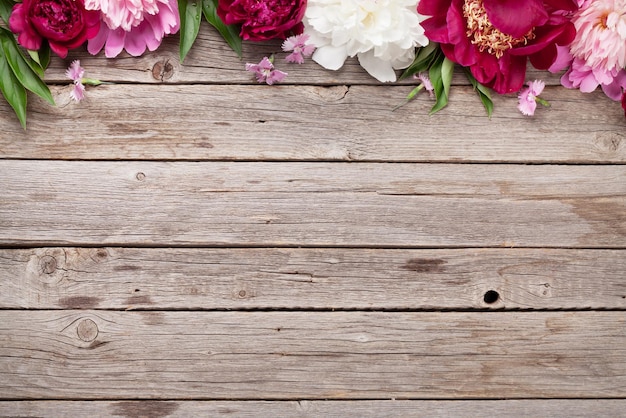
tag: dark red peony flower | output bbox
[217,0,306,41]
[9,0,101,58]
[418,0,578,94]
[622,91,626,119]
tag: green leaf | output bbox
[202,0,242,58]
[0,31,54,105]
[399,43,440,80]
[428,54,453,115]
[28,42,51,73]
[0,0,14,25]
[178,0,203,62]
[27,50,45,77]
[465,70,494,117]
[0,51,27,129]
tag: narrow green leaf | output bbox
[38,41,51,70]
[178,0,203,62]
[428,54,450,114]
[0,32,54,105]
[28,41,51,73]
[465,70,494,117]
[440,57,454,99]
[0,51,27,129]
[27,50,45,77]
[202,0,242,58]
[0,0,14,25]
[399,42,440,80]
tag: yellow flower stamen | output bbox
[463,0,536,58]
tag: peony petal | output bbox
[312,45,349,71]
[357,51,397,82]
[417,0,451,17]
[579,73,599,93]
[600,81,624,101]
[421,14,450,43]
[104,28,126,58]
[48,42,69,59]
[545,0,578,12]
[87,25,109,55]
[483,0,548,38]
[548,45,573,73]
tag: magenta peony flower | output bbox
[218,0,307,41]
[9,0,101,58]
[85,0,180,58]
[622,91,626,118]
[418,0,578,94]
[559,0,626,101]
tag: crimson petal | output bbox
[483,0,548,38]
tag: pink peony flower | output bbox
[85,0,180,58]
[218,0,306,41]
[282,34,315,64]
[9,0,101,58]
[518,80,546,115]
[245,57,287,85]
[559,0,626,101]
[418,0,578,94]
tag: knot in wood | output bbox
[40,255,57,274]
[152,60,175,81]
[77,318,99,342]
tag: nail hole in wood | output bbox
[483,290,499,304]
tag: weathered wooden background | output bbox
[1,26,625,417]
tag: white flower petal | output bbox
[358,51,397,83]
[313,45,349,71]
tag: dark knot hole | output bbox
[483,290,500,304]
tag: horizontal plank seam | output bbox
[1,397,626,401]
[1,157,625,165]
[1,307,625,313]
[2,244,625,250]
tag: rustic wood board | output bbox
[2,399,626,417]
[1,311,625,399]
[1,161,624,247]
[1,248,624,310]
[0,85,624,162]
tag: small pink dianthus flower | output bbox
[245,57,288,85]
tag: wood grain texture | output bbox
[1,248,625,310]
[2,400,626,417]
[1,161,624,248]
[0,85,624,162]
[1,311,625,399]
[41,27,566,86]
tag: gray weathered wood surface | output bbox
[0,25,625,417]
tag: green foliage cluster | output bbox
[178,0,241,62]
[400,42,494,117]
[0,0,54,128]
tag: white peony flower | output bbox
[303,0,429,82]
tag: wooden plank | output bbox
[1,248,625,310]
[1,85,624,162]
[41,27,566,85]
[2,400,626,417]
[1,161,624,248]
[1,311,625,399]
